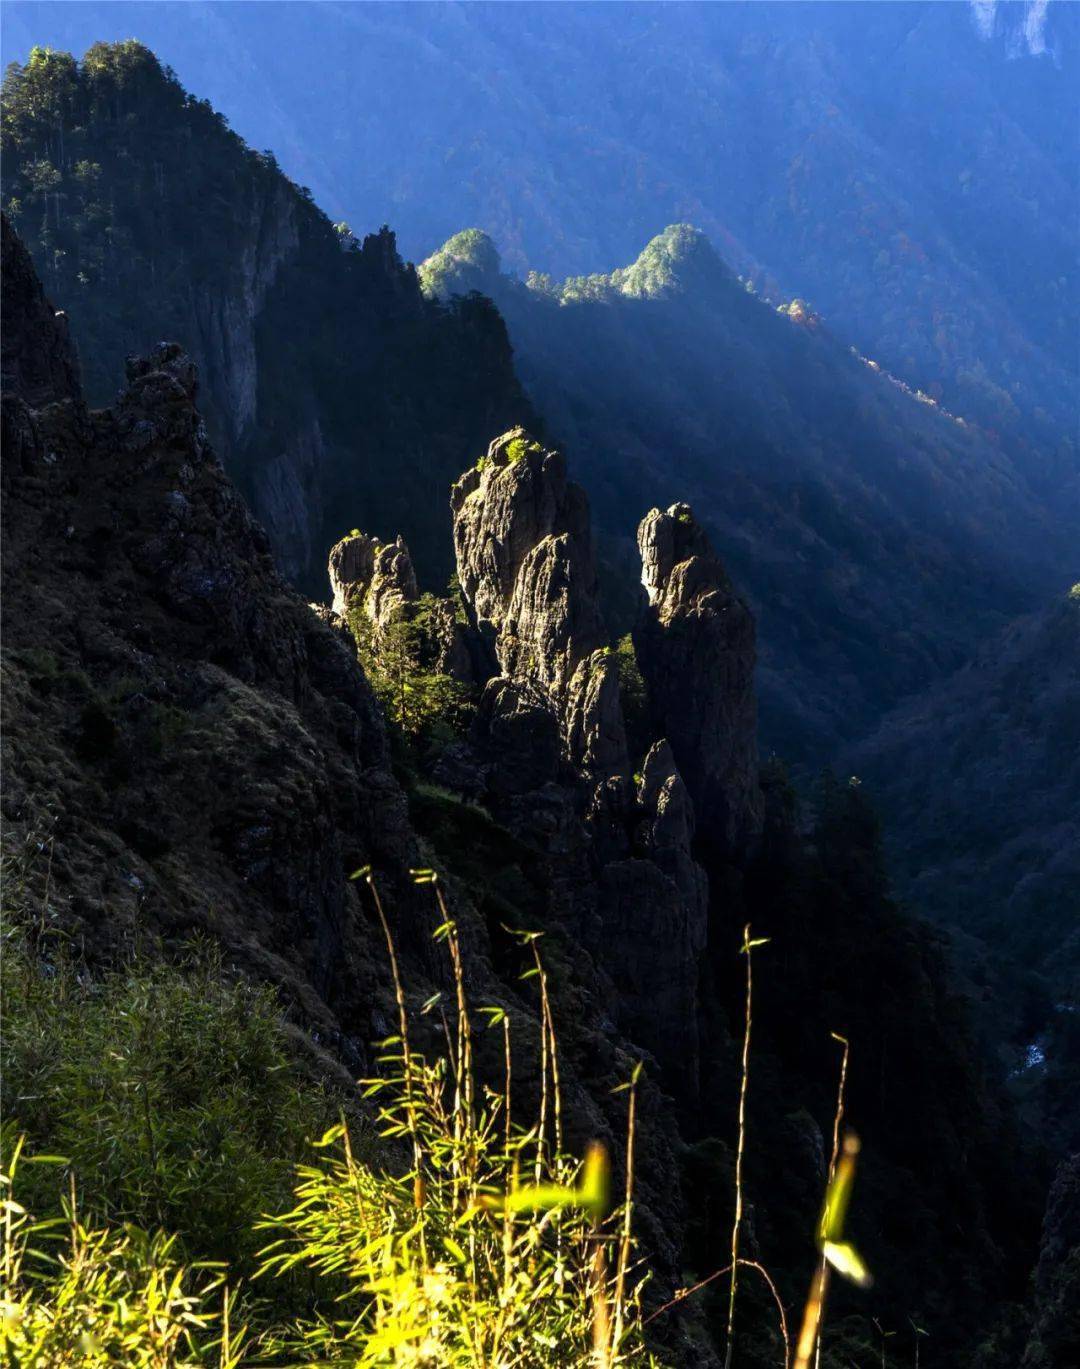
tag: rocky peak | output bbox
[328,531,419,626]
[634,503,762,852]
[451,428,626,775]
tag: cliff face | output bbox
[0,216,708,1357]
[451,429,627,777]
[1,213,396,1043]
[0,44,535,592]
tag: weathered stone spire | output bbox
[634,503,762,851]
[329,531,418,625]
[450,428,626,775]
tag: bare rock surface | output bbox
[452,428,627,776]
[635,502,763,851]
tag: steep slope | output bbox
[1,216,1046,1366]
[421,225,1073,761]
[4,43,1072,772]
[0,215,707,1360]
[4,0,1075,456]
[0,42,535,591]
[852,587,1080,999]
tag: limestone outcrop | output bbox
[329,531,419,625]
[328,528,481,685]
[451,428,626,776]
[634,503,763,852]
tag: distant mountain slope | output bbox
[421,225,1073,760]
[0,42,535,591]
[852,586,1080,999]
[3,0,1076,461]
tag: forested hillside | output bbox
[0,41,535,590]
[4,0,1076,464]
[2,16,1078,1365]
[853,586,1080,1004]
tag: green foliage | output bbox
[0,921,333,1276]
[1,41,304,405]
[417,227,501,298]
[1,1135,244,1367]
[504,435,540,464]
[2,44,536,599]
[257,877,659,1366]
[346,594,474,746]
[546,225,719,305]
[615,634,650,761]
[0,882,665,1365]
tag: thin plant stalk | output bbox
[795,1133,868,1369]
[610,1064,640,1356]
[812,1032,850,1369]
[535,983,550,1185]
[429,877,484,1349]
[590,1231,611,1369]
[365,873,425,1225]
[434,882,474,1144]
[501,1014,515,1290]
[726,922,767,1369]
[533,941,564,1158]
[503,1015,513,1152]
[794,1264,828,1369]
[645,1258,790,1368]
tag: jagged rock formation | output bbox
[0,231,80,409]
[4,210,1051,1369]
[328,531,419,626]
[316,426,710,1094]
[328,528,480,685]
[634,503,763,851]
[421,223,1071,774]
[0,219,710,1362]
[451,428,627,776]
[1,220,392,1044]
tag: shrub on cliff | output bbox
[0,919,335,1276]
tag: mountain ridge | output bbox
[4,0,1074,455]
[420,219,1073,763]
